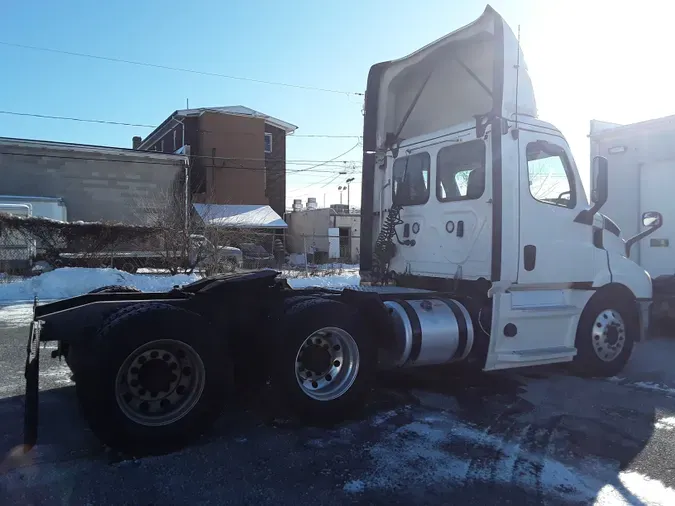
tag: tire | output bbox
[75,303,232,454]
[570,292,637,377]
[272,298,376,423]
[88,285,142,294]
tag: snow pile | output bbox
[0,267,362,302]
[286,273,360,289]
[0,268,198,302]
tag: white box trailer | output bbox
[0,195,67,222]
[590,116,675,331]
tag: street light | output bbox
[345,177,355,212]
[337,185,345,205]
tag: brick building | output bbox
[134,106,297,218]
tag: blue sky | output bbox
[2,0,673,207]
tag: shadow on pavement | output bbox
[0,361,669,505]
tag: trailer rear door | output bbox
[639,161,675,276]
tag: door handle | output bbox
[524,245,536,271]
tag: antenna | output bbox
[515,24,521,129]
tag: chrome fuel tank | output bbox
[381,298,474,369]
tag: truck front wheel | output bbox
[75,303,232,454]
[571,291,637,377]
[274,299,376,423]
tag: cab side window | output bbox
[392,152,430,206]
[436,140,486,202]
[526,142,577,209]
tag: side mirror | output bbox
[642,211,662,228]
[626,211,664,257]
[591,156,608,206]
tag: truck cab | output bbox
[360,5,655,372]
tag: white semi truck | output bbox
[23,5,662,455]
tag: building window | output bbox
[173,129,178,151]
[265,132,273,153]
[392,152,431,207]
[158,140,164,152]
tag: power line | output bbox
[319,173,343,188]
[291,134,361,139]
[0,41,364,96]
[293,141,361,173]
[0,110,362,139]
[288,173,345,193]
[0,150,357,175]
[0,110,156,128]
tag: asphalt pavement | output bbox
[1,303,675,505]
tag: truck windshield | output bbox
[392,152,430,207]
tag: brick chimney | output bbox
[132,136,142,149]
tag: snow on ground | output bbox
[0,267,198,303]
[0,304,34,327]
[285,273,360,289]
[0,267,362,304]
[343,408,675,505]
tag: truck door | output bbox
[485,131,607,369]
[517,133,602,286]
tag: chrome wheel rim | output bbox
[294,327,360,402]
[591,309,626,362]
[115,339,206,426]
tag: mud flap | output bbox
[23,317,40,450]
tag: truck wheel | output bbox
[75,303,232,454]
[571,292,637,377]
[273,298,376,423]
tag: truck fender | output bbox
[592,255,652,300]
[339,289,396,349]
